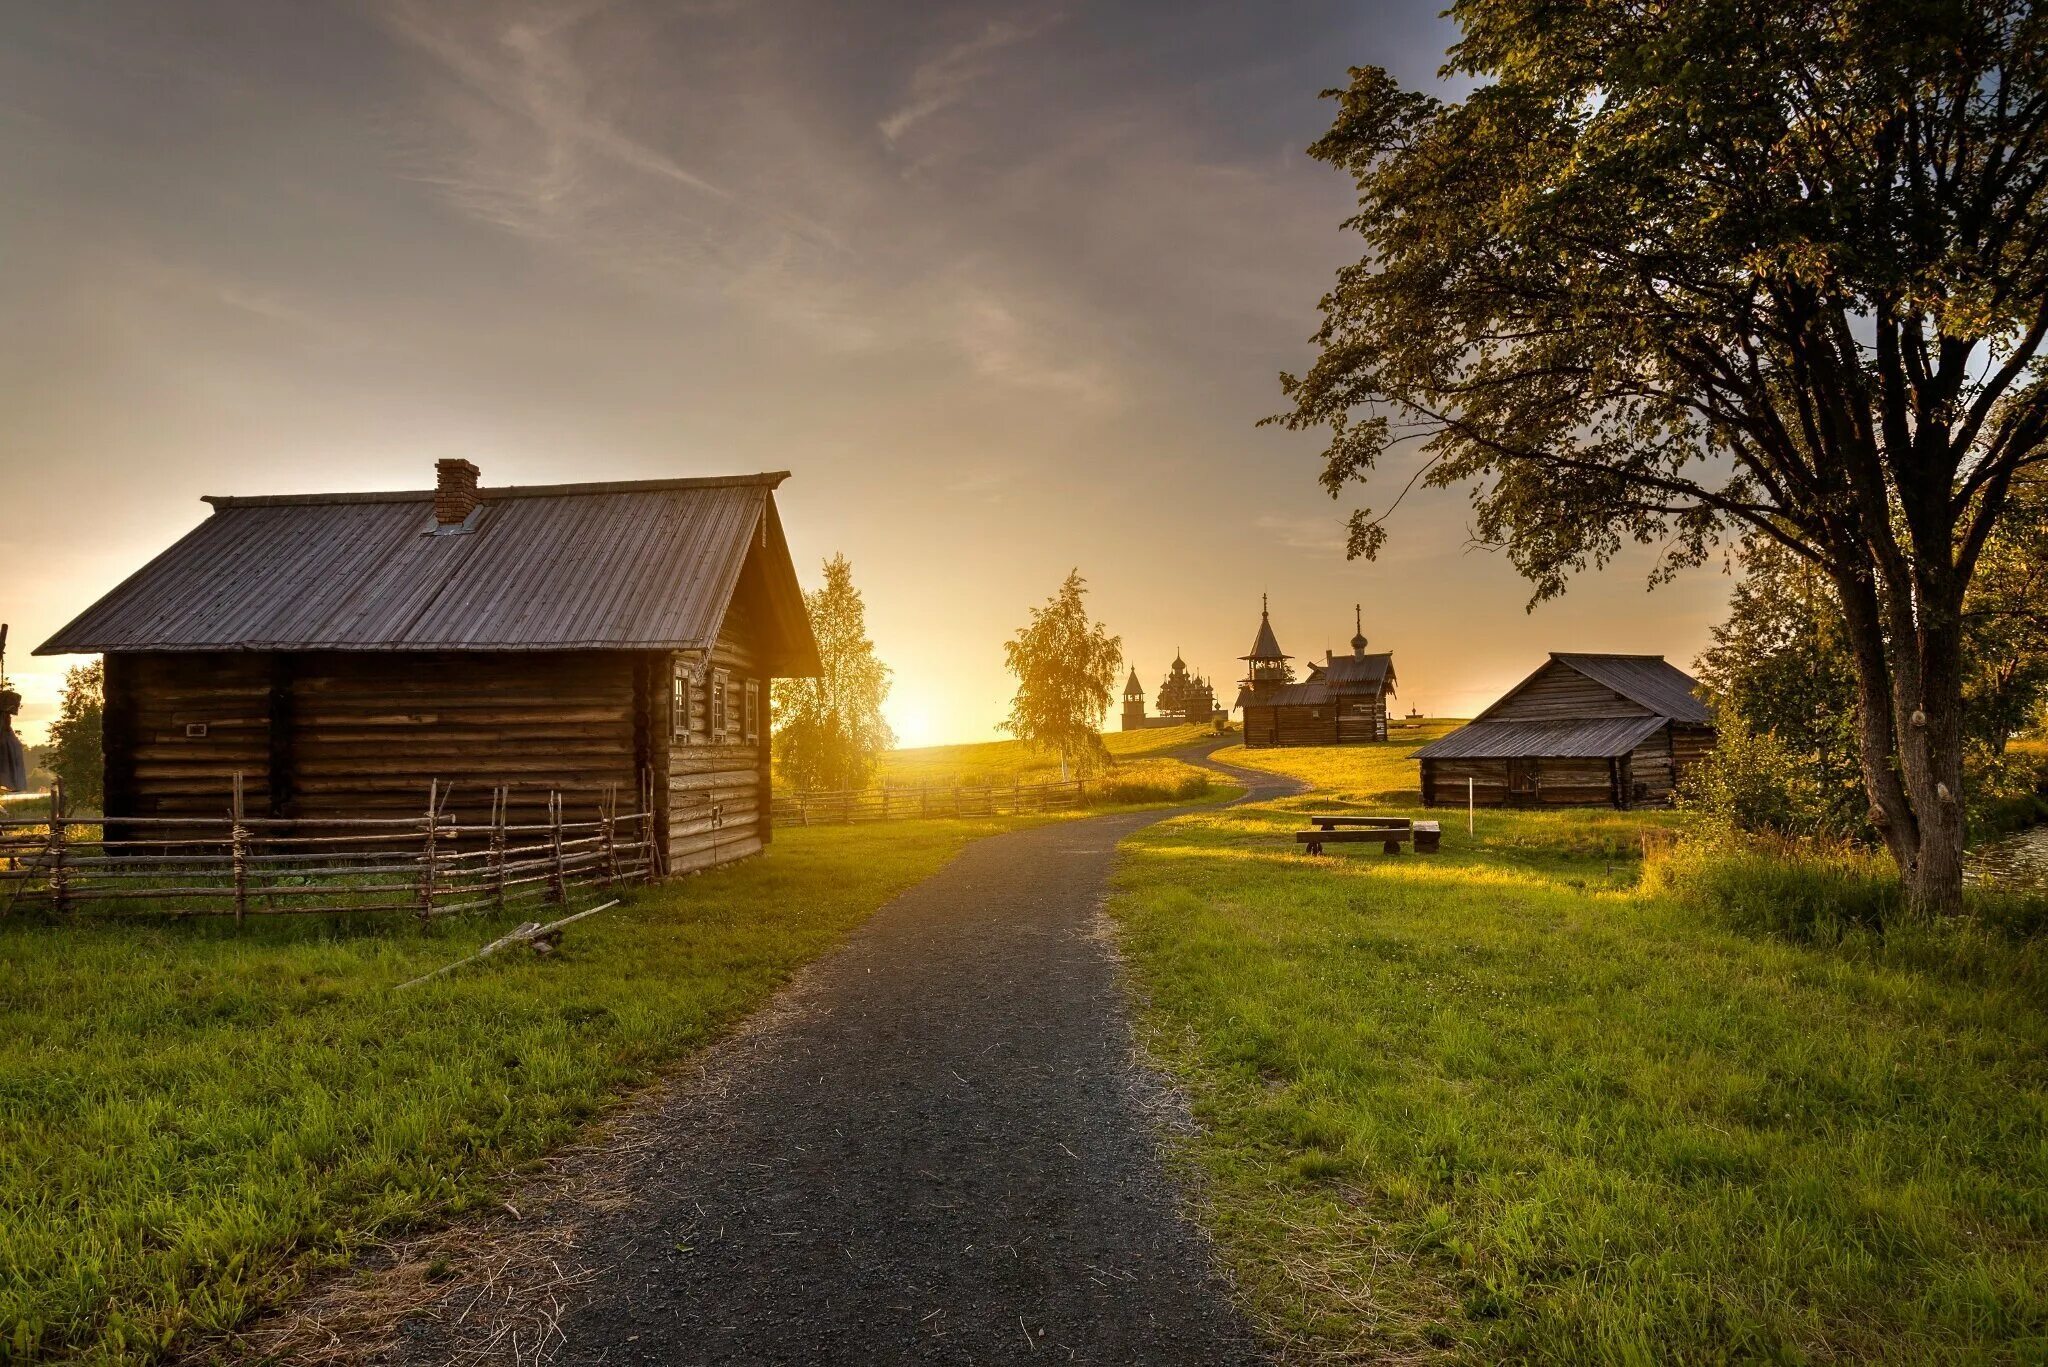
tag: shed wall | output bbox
[1488,663,1655,722]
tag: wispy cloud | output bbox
[373,0,844,264]
[878,17,1045,146]
[1254,513,1347,556]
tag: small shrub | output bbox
[1095,773,1211,805]
[1675,716,1858,839]
[1649,834,1899,942]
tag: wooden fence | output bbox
[0,778,658,922]
[771,778,1088,826]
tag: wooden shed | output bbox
[38,461,820,875]
[1414,654,1715,809]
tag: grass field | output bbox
[0,816,1059,1365]
[870,722,1220,789]
[1110,734,2048,1362]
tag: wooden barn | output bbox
[1236,602,1397,748]
[1414,654,1716,809]
[38,461,820,875]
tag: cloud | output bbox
[1254,513,1348,557]
[877,17,1045,146]
[372,0,844,266]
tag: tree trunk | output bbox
[1832,560,1970,917]
[1829,564,1972,917]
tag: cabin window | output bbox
[711,669,730,743]
[743,679,761,744]
[671,661,693,740]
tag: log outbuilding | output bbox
[1414,654,1715,809]
[38,461,820,875]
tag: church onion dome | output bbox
[1350,603,1368,654]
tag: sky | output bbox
[0,0,1737,750]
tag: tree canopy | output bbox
[1277,0,2048,910]
[1002,571,1123,779]
[772,556,895,793]
[46,660,103,812]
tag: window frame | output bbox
[743,678,761,744]
[710,668,730,743]
[671,659,694,741]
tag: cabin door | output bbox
[1506,758,1538,806]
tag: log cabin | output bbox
[1236,601,1397,748]
[1414,654,1716,809]
[37,461,821,875]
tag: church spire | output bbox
[1351,603,1368,657]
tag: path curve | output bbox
[437,738,1299,1365]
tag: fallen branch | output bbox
[394,900,619,992]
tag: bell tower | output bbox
[1121,667,1147,731]
[1238,594,1292,697]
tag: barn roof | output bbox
[1544,653,1711,724]
[1233,681,1333,710]
[1411,715,1668,760]
[39,473,822,674]
[1308,652,1396,690]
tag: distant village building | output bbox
[1121,652,1221,730]
[38,461,821,875]
[1413,654,1716,809]
[1235,599,1397,748]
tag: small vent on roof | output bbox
[435,459,481,526]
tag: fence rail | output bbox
[771,778,1088,826]
[0,777,659,921]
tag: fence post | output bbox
[47,779,67,916]
[882,787,891,821]
[488,787,507,911]
[418,778,439,924]
[548,791,567,905]
[231,771,248,926]
[841,790,851,825]
[602,785,620,886]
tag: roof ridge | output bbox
[202,472,790,510]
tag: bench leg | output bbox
[1383,840,1401,854]
[1306,841,1322,856]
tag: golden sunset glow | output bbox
[0,1,1731,748]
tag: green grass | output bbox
[0,816,1043,1365]
[1110,735,2048,1362]
[871,723,1221,789]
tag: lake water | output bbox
[1965,824,2048,894]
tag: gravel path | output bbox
[523,744,1298,1365]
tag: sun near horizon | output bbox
[2,1,1733,752]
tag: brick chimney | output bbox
[434,459,481,525]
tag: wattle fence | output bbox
[0,778,657,921]
[771,778,1089,826]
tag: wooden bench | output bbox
[1296,818,1441,856]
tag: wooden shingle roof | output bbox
[40,473,821,675]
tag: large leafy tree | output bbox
[773,556,895,792]
[1002,571,1124,780]
[1276,0,2048,912]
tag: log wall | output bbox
[103,653,275,819]
[662,596,773,876]
[104,651,648,829]
[1423,755,1624,808]
[1487,664,1654,721]
[1241,690,1389,748]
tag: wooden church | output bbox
[1235,600,1397,748]
[1121,652,1220,730]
